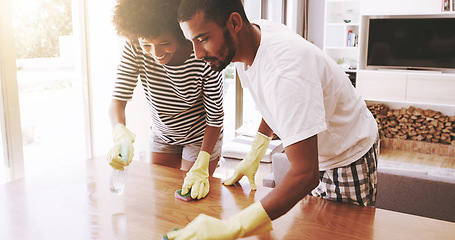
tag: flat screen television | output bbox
[366,16,455,70]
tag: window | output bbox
[0,0,92,182]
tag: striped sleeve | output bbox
[202,64,224,128]
[112,40,139,101]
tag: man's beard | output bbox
[205,28,236,72]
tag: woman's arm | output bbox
[200,125,222,154]
[109,99,127,126]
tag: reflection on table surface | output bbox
[1,157,454,240]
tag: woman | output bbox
[107,0,224,200]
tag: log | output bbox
[367,103,455,145]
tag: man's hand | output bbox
[167,202,273,240]
[223,132,271,190]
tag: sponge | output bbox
[175,189,192,201]
[162,228,179,240]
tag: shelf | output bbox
[324,46,358,50]
[323,0,360,70]
[325,1,360,24]
[325,23,359,26]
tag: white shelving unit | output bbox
[323,0,360,70]
[355,12,455,116]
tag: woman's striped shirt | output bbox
[112,40,224,145]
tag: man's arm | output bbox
[166,134,320,239]
[257,118,273,138]
[260,135,320,220]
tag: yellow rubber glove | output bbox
[167,202,273,240]
[107,124,136,170]
[181,151,210,199]
[222,132,271,190]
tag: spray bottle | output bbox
[110,138,130,195]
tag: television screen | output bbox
[367,17,455,70]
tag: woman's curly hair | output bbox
[113,0,184,42]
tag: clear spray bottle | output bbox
[110,138,130,195]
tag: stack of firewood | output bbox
[368,104,455,145]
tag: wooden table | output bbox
[1,157,454,240]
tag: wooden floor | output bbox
[379,147,455,169]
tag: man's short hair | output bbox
[113,0,184,41]
[177,0,250,27]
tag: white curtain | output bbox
[285,0,309,38]
[244,0,309,38]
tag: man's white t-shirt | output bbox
[237,20,378,170]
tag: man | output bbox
[167,0,379,239]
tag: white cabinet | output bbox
[357,70,455,106]
[406,74,455,105]
[323,0,360,70]
[356,71,407,101]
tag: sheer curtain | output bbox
[237,0,310,131]
[244,0,309,38]
[284,0,309,38]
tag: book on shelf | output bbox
[442,0,448,11]
[442,0,454,11]
[346,30,357,47]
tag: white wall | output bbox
[87,0,150,161]
[308,0,325,49]
[360,0,441,15]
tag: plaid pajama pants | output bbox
[311,136,379,206]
